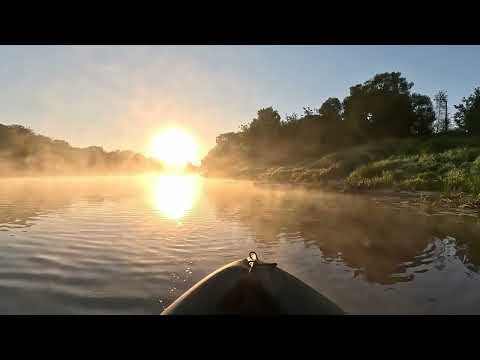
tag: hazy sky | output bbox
[1,45,479,160]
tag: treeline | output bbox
[202,72,480,172]
[0,124,162,175]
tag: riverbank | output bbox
[202,134,480,212]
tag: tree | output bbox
[240,107,282,158]
[433,90,449,133]
[410,93,436,136]
[248,107,281,137]
[216,132,237,146]
[454,87,480,134]
[342,72,416,140]
[285,113,299,123]
[302,106,315,116]
[318,97,342,122]
[0,122,162,174]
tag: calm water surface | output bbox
[0,175,479,314]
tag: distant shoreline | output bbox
[0,170,200,178]
[201,172,480,215]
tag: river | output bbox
[0,175,479,314]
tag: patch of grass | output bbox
[341,145,480,195]
[443,169,468,193]
[416,134,480,154]
[255,134,480,196]
[345,170,394,190]
[263,166,339,184]
[399,172,442,191]
[471,155,480,175]
[440,167,480,195]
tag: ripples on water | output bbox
[0,175,479,314]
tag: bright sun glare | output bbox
[150,128,198,168]
[149,175,201,220]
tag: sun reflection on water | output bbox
[148,174,201,220]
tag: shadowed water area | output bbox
[0,175,479,314]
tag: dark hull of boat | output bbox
[161,259,344,315]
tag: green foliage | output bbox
[471,155,480,176]
[342,72,417,140]
[440,158,480,195]
[345,170,394,190]
[410,93,435,136]
[443,169,469,192]
[341,144,480,194]
[454,87,480,134]
[413,134,480,154]
[244,107,282,140]
[318,97,342,122]
[399,172,441,191]
[262,166,339,184]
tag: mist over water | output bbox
[0,175,479,314]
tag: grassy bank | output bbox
[204,134,480,206]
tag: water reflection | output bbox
[204,181,480,285]
[0,177,136,230]
[148,175,201,220]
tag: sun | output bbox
[150,128,198,168]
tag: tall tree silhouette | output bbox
[454,87,480,134]
[433,90,449,133]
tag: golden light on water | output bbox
[149,174,201,220]
[149,128,198,169]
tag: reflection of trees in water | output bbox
[433,220,480,273]
[205,181,480,285]
[0,178,135,229]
